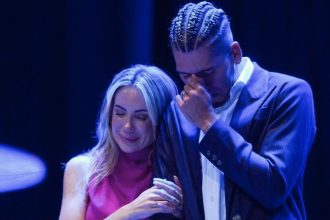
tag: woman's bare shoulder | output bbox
[63,154,91,188]
[60,155,92,220]
[66,155,91,171]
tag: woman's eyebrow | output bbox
[114,105,147,113]
[114,105,126,110]
[135,109,148,113]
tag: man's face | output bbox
[172,45,235,107]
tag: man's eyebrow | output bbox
[177,67,214,76]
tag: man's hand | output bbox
[176,75,217,133]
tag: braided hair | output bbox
[169,1,233,53]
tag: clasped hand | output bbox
[176,76,217,132]
[115,176,183,219]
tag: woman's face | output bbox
[111,86,153,153]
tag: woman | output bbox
[59,65,182,220]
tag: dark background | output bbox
[0,0,329,219]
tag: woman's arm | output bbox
[59,155,90,220]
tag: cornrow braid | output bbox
[169,1,233,53]
[196,8,226,47]
[185,3,213,52]
[170,3,194,51]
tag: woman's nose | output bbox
[123,117,134,131]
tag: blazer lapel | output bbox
[230,63,269,136]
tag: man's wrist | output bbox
[201,114,217,133]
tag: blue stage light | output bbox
[0,144,47,193]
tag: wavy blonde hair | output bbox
[86,64,177,186]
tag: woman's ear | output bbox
[230,41,242,64]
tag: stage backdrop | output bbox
[0,0,328,219]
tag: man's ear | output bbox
[230,41,242,64]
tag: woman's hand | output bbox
[153,176,183,218]
[106,176,183,220]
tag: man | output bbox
[153,1,316,220]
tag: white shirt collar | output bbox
[215,57,254,113]
[234,57,254,87]
[228,57,254,104]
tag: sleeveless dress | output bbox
[86,146,153,220]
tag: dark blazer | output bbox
[153,63,316,220]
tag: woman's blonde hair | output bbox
[86,64,177,186]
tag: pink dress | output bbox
[86,146,153,220]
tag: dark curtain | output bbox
[0,0,328,219]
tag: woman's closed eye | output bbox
[114,110,126,117]
[135,114,149,121]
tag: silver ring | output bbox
[180,90,186,99]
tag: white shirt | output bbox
[199,57,254,220]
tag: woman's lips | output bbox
[120,134,139,143]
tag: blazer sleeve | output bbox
[152,105,181,220]
[153,105,178,181]
[198,79,316,209]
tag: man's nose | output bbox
[189,74,205,86]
